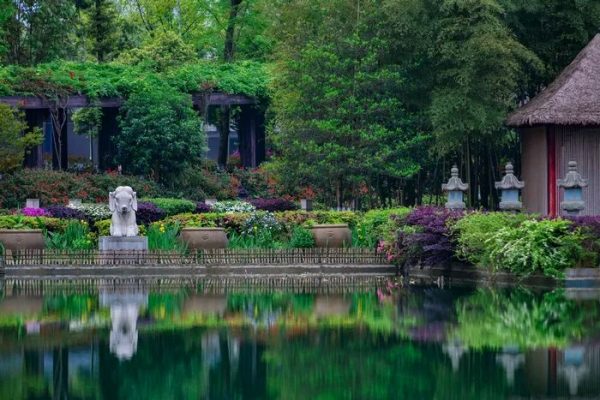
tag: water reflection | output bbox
[0,282,600,399]
[100,292,147,360]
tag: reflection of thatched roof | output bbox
[507,34,600,127]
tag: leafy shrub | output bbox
[0,103,43,174]
[289,226,315,248]
[249,198,298,212]
[162,212,222,228]
[116,86,206,184]
[0,169,160,208]
[45,221,95,250]
[213,200,256,213]
[93,219,111,236]
[395,206,463,266]
[355,208,411,248]
[45,205,87,220]
[453,212,531,265]
[194,202,213,213]
[136,202,167,225]
[21,207,49,217]
[568,216,600,266]
[144,198,196,216]
[0,215,68,232]
[486,219,583,278]
[72,203,111,222]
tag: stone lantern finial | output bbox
[495,162,524,211]
[558,161,588,215]
[442,165,468,210]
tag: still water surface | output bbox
[0,279,599,399]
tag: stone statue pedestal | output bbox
[99,236,148,251]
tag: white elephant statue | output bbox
[109,186,139,237]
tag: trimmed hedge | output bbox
[144,198,196,216]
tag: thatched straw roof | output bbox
[507,34,600,127]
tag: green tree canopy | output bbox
[0,104,43,173]
[267,0,427,207]
[116,86,206,184]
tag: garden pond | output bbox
[0,279,599,399]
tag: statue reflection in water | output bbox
[100,291,148,360]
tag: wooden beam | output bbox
[192,93,257,107]
[0,92,256,110]
[0,95,122,109]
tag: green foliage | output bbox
[0,169,161,208]
[228,230,287,249]
[501,0,600,89]
[486,219,584,277]
[0,104,43,174]
[116,86,206,184]
[93,219,111,237]
[45,220,95,250]
[453,288,599,349]
[429,0,541,154]
[72,106,102,138]
[354,208,411,248]
[144,198,196,216]
[1,0,78,65]
[147,222,185,251]
[0,61,269,99]
[80,0,120,62]
[167,60,270,97]
[0,215,67,232]
[268,0,426,207]
[117,31,196,71]
[453,211,531,265]
[289,226,315,248]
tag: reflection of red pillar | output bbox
[548,347,558,395]
[547,129,557,216]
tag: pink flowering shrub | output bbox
[21,207,49,217]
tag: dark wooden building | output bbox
[0,93,266,170]
[507,34,600,216]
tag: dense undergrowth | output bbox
[1,200,598,277]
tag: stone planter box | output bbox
[311,224,351,248]
[0,229,45,251]
[180,227,228,250]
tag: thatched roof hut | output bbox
[507,34,600,127]
[507,34,600,216]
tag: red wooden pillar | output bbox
[547,128,558,216]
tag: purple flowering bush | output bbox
[45,205,87,220]
[249,198,298,212]
[394,206,463,267]
[21,207,49,217]
[194,202,213,214]
[136,202,167,226]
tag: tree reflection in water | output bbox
[0,282,599,398]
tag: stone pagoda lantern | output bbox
[495,162,525,211]
[442,165,468,210]
[558,161,588,215]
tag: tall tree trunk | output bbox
[223,0,242,62]
[217,105,230,168]
[218,0,242,167]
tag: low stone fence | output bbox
[1,248,388,266]
[0,248,395,279]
